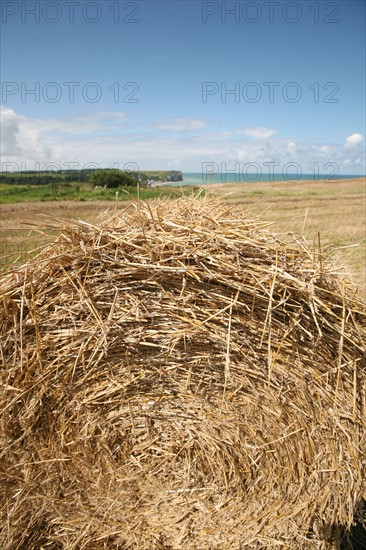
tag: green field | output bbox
[0,180,192,204]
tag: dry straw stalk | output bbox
[1,196,365,548]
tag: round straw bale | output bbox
[1,197,365,548]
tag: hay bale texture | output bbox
[1,196,365,548]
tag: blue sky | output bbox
[1,0,365,174]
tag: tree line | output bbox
[0,169,183,188]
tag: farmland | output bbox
[210,177,366,291]
[1,178,365,293]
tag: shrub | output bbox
[89,169,138,188]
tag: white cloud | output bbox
[287,141,297,151]
[157,118,207,131]
[0,107,128,167]
[345,133,363,148]
[1,107,365,174]
[0,107,20,155]
[0,106,52,163]
[29,111,127,136]
[237,127,277,140]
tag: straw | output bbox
[1,195,365,548]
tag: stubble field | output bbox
[1,178,365,294]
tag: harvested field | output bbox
[1,196,365,548]
[0,201,119,270]
[1,178,365,291]
[208,178,366,291]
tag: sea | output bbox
[174,172,364,186]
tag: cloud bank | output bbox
[1,107,365,174]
